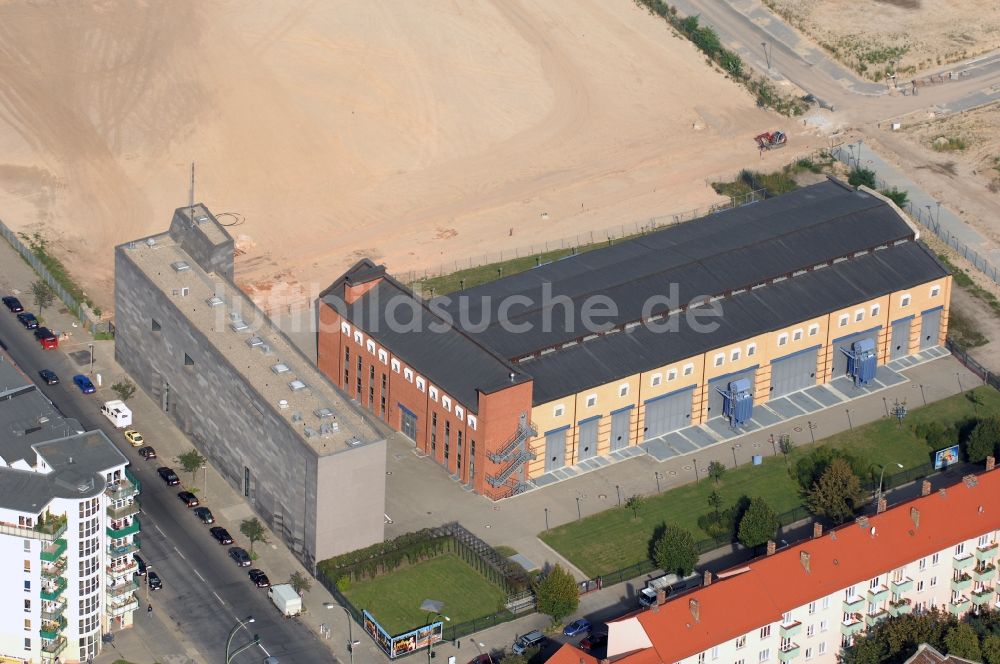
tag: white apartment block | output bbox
[0,357,139,663]
[601,466,1000,664]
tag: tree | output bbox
[651,523,698,577]
[945,624,982,661]
[625,494,644,520]
[499,649,539,664]
[795,446,861,492]
[982,634,1000,664]
[289,570,312,596]
[807,457,864,523]
[778,435,794,469]
[110,379,136,402]
[848,167,877,188]
[533,564,578,622]
[965,417,1000,463]
[31,279,54,315]
[178,449,206,483]
[707,491,723,519]
[240,517,268,554]
[737,497,779,550]
[707,460,726,484]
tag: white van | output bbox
[101,400,132,428]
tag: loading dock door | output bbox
[643,388,693,440]
[920,308,942,350]
[610,408,632,451]
[707,368,757,419]
[544,428,567,472]
[769,347,819,398]
[832,328,880,377]
[890,318,911,360]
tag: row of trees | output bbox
[842,608,1000,664]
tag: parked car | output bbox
[157,467,180,486]
[138,446,157,460]
[229,547,252,567]
[38,369,59,385]
[17,312,38,329]
[177,491,199,507]
[512,631,545,654]
[35,327,58,349]
[2,296,23,312]
[563,619,591,637]
[193,507,215,524]
[147,571,163,591]
[210,526,233,544]
[468,655,494,664]
[72,374,96,394]
[133,553,147,576]
[580,633,608,652]
[249,568,271,588]
[124,429,144,447]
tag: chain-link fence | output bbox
[0,218,85,321]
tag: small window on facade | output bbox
[341,322,350,335]
[808,324,819,337]
[391,359,400,373]
[586,394,597,408]
[554,405,565,417]
[683,363,694,376]
[930,285,940,297]
[378,349,388,364]
[366,340,376,354]
[416,377,426,392]
[184,353,194,366]
[747,343,756,357]
[714,353,725,367]
[839,314,849,327]
[793,329,803,342]
[871,304,881,318]
[468,415,477,430]
[651,373,662,387]
[855,309,864,322]
[731,348,741,362]
[442,396,451,412]
[354,331,363,344]
[429,386,438,401]
[404,368,414,382]
[456,406,464,420]
[667,368,677,381]
[619,384,629,397]
[901,294,911,307]
[151,318,161,332]
[777,333,788,347]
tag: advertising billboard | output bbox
[363,610,444,659]
[934,444,960,470]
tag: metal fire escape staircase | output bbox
[486,414,538,493]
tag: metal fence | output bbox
[0,218,85,321]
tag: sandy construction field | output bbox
[764,0,1000,81]
[0,0,814,313]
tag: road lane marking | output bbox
[193,568,205,582]
[155,524,166,536]
[173,546,186,560]
[213,591,225,606]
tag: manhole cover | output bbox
[598,494,607,500]
[385,471,392,475]
[682,465,693,472]
[752,443,761,449]
[794,426,803,432]
[668,470,677,476]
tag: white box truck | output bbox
[100,400,132,428]
[638,571,700,607]
[268,584,302,617]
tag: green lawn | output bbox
[540,387,999,578]
[341,554,507,634]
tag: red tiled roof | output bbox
[546,643,599,664]
[620,471,1000,664]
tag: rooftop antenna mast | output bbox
[189,162,196,225]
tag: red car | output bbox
[468,656,494,664]
[34,327,58,349]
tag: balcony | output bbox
[105,474,139,502]
[107,559,138,579]
[842,595,865,613]
[890,577,914,594]
[976,542,999,562]
[107,500,140,520]
[107,578,139,598]
[949,597,971,617]
[107,516,141,538]
[954,553,976,571]
[973,564,997,584]
[778,644,801,662]
[0,516,67,542]
[867,584,889,603]
[841,615,864,636]
[41,557,66,580]
[41,599,66,622]
[39,615,66,640]
[106,597,139,617]
[972,587,995,606]
[888,598,913,617]
[108,541,139,557]
[40,577,67,601]
[780,621,802,639]
[952,573,973,592]
[865,609,889,627]
[40,538,66,562]
[40,636,67,660]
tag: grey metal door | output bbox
[890,318,911,360]
[610,408,632,451]
[643,388,693,440]
[769,348,818,398]
[400,408,417,441]
[707,368,756,418]
[921,309,942,350]
[577,418,598,462]
[544,428,566,472]
[832,330,879,377]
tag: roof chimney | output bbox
[689,598,700,623]
[704,570,713,587]
[963,474,979,488]
[766,540,776,556]
[813,522,823,539]
[856,516,869,528]
[939,488,947,498]
[987,456,996,472]
[910,506,920,529]
[800,551,811,573]
[876,497,887,514]
[921,480,931,496]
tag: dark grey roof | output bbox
[329,276,529,409]
[439,180,916,358]
[0,361,85,464]
[521,240,947,404]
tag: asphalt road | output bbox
[0,310,334,664]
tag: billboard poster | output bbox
[934,444,960,470]
[363,610,444,659]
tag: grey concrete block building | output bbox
[114,205,386,567]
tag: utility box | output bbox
[100,400,132,428]
[720,379,753,427]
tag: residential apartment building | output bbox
[0,354,138,663]
[317,179,951,499]
[598,465,1000,664]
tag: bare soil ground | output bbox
[0,0,822,313]
[763,0,1000,81]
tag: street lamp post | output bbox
[225,616,256,664]
[427,613,450,664]
[654,472,662,493]
[874,463,905,506]
[731,446,738,468]
[616,485,622,507]
[327,605,356,664]
[544,507,549,531]
[576,497,582,520]
[845,408,853,431]
[761,42,771,69]
[693,459,700,483]
[89,343,95,375]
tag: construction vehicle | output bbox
[637,571,701,607]
[754,130,787,150]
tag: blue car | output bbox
[563,619,591,637]
[73,374,96,394]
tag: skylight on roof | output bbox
[171,261,191,272]
[247,336,264,348]
[206,296,224,307]
[230,320,249,332]
[288,380,307,391]
[271,363,290,374]
[314,407,335,418]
